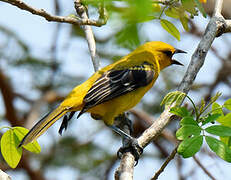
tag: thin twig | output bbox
[151,145,178,180]
[1,0,107,27]
[214,0,223,17]
[176,155,185,180]
[193,156,217,180]
[74,0,100,71]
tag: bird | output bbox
[19,41,186,151]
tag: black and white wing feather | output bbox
[77,64,155,118]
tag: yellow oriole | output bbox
[19,41,185,147]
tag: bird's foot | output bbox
[117,137,143,166]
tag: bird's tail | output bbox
[19,106,68,147]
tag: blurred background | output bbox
[0,0,231,179]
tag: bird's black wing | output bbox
[77,63,155,118]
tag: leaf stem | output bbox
[158,5,167,19]
[185,95,199,120]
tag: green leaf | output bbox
[178,135,203,158]
[199,98,205,114]
[160,19,180,41]
[224,99,231,111]
[217,112,231,127]
[206,136,231,162]
[194,0,207,18]
[161,91,186,107]
[181,0,197,15]
[212,102,223,116]
[205,125,231,137]
[211,92,222,103]
[180,116,198,126]
[152,4,161,13]
[125,0,153,23]
[220,137,231,148]
[202,113,221,126]
[13,127,41,154]
[180,14,189,32]
[170,107,190,117]
[1,129,22,168]
[165,7,180,19]
[116,23,140,50]
[176,125,201,140]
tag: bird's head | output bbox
[143,41,186,70]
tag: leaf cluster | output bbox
[162,92,231,162]
[81,0,207,41]
[0,127,40,168]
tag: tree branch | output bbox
[115,0,230,179]
[74,0,101,71]
[151,145,178,180]
[0,0,107,27]
[225,20,231,32]
[0,69,21,126]
[0,169,11,180]
[214,0,223,16]
[193,156,217,180]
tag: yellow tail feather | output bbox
[19,106,68,147]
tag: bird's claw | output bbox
[117,138,143,166]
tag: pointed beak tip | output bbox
[172,59,184,66]
[174,49,187,54]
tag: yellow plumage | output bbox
[20,41,185,146]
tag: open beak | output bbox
[172,48,187,66]
[174,48,187,54]
[172,60,184,66]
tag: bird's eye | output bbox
[163,51,173,57]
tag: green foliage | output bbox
[170,107,190,117]
[181,0,198,15]
[180,116,198,126]
[159,0,206,40]
[161,91,186,107]
[177,135,203,158]
[194,0,207,18]
[217,112,231,126]
[180,14,189,31]
[220,137,231,148]
[1,128,22,168]
[212,102,224,116]
[176,124,201,140]
[0,127,41,168]
[202,113,220,125]
[205,136,231,162]
[80,0,207,41]
[224,99,231,111]
[205,125,231,137]
[165,7,180,19]
[160,19,180,41]
[163,91,231,163]
[13,127,41,153]
[115,23,140,50]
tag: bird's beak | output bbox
[171,48,187,66]
[171,59,184,66]
[174,48,187,54]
